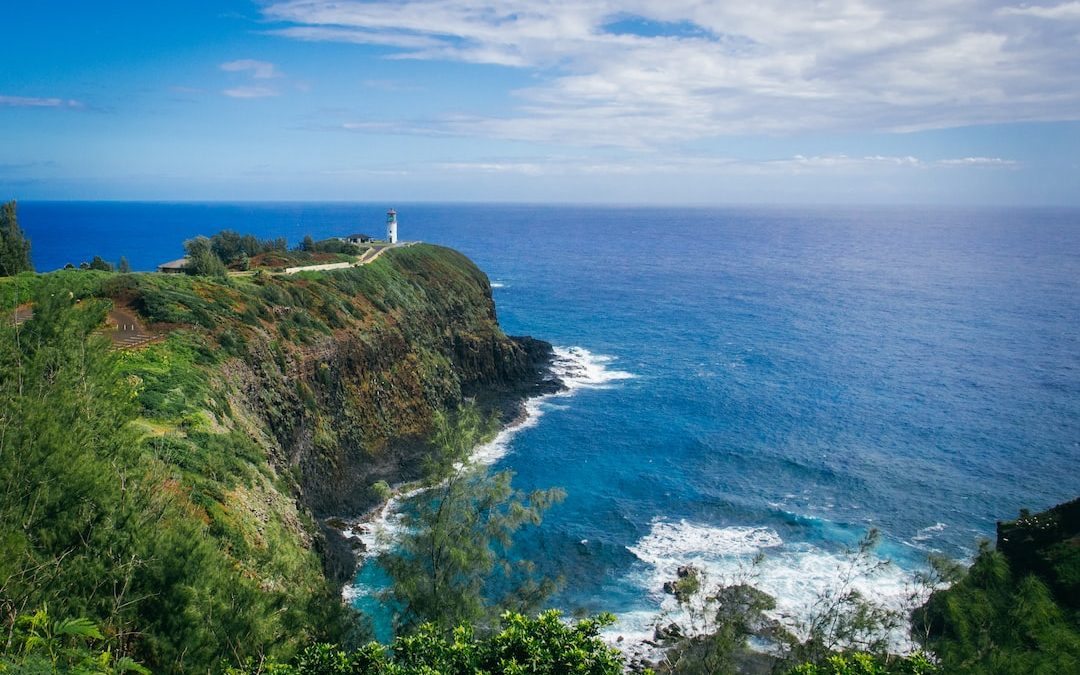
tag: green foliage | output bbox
[308,238,361,255]
[914,541,1080,674]
[784,530,905,666]
[228,611,628,675]
[88,256,114,272]
[2,244,542,672]
[370,480,393,502]
[1,270,111,310]
[208,230,287,266]
[184,236,228,277]
[0,200,33,276]
[379,405,565,633]
[118,257,131,274]
[787,652,939,675]
[1,285,347,673]
[1,606,150,674]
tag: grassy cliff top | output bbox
[1,243,525,671]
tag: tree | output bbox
[784,530,905,666]
[300,235,315,252]
[0,200,33,276]
[118,256,131,273]
[0,282,350,671]
[378,405,565,633]
[88,256,113,272]
[914,542,1080,674]
[184,236,228,277]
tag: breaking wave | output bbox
[609,518,921,657]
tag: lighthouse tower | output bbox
[386,208,398,244]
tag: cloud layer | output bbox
[264,1,1080,147]
[220,59,280,79]
[0,95,82,108]
[220,59,282,98]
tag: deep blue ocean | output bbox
[18,202,1080,643]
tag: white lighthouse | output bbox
[386,208,398,244]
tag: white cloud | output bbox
[264,1,1080,148]
[220,59,280,79]
[431,154,1017,177]
[438,161,548,175]
[998,2,1080,19]
[937,156,1019,166]
[0,95,82,108]
[223,85,279,99]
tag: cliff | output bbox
[122,244,558,577]
[0,245,557,670]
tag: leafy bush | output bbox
[228,611,628,675]
[788,652,939,675]
[914,542,1080,674]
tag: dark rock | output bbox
[224,246,562,593]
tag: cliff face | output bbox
[227,246,557,517]
[0,245,555,670]
[109,244,556,584]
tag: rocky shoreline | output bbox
[319,334,564,586]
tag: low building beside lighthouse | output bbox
[386,208,398,244]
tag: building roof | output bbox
[157,257,189,270]
[347,233,372,239]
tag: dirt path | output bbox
[106,308,163,350]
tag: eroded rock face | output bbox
[214,246,559,580]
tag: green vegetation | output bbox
[1,284,348,672]
[184,235,229,277]
[207,230,287,265]
[380,405,565,633]
[654,530,913,675]
[650,516,1078,674]
[0,200,33,276]
[88,256,114,272]
[5,233,1076,673]
[228,611,628,675]
[300,235,361,255]
[787,652,939,675]
[2,244,539,672]
[1,607,149,674]
[175,230,362,275]
[916,549,1079,672]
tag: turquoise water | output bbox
[19,202,1080,642]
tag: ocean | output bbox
[16,201,1080,646]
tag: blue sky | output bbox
[2,0,1079,204]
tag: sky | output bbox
[1,0,1079,205]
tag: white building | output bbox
[386,208,398,244]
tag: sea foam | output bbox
[343,345,637,599]
[471,345,636,465]
[610,517,922,657]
